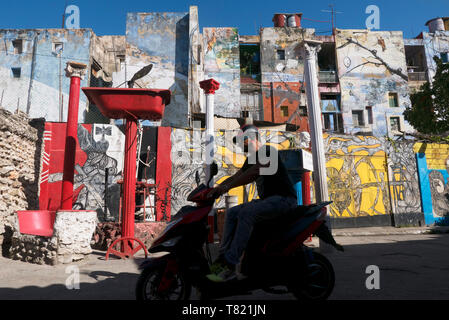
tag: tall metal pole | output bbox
[61,61,87,210]
[302,40,333,252]
[200,79,220,187]
[121,117,138,253]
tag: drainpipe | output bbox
[199,79,220,187]
[60,61,87,210]
[26,32,38,115]
[303,40,333,252]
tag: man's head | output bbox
[233,124,260,153]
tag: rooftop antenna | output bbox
[62,0,68,28]
[321,4,343,37]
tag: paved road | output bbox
[1,233,448,300]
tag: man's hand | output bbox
[207,184,228,199]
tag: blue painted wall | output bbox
[125,12,190,128]
[0,29,93,122]
[416,152,449,225]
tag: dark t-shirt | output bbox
[241,145,297,201]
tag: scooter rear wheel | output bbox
[288,252,335,301]
[136,264,191,301]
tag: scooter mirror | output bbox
[210,161,218,177]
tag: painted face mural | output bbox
[429,170,449,217]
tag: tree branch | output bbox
[343,37,409,81]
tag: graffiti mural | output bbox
[428,170,449,217]
[414,143,449,224]
[169,128,308,215]
[39,123,125,221]
[203,27,241,117]
[324,134,391,218]
[386,141,422,215]
[170,128,204,214]
[120,12,190,128]
[72,125,123,218]
[335,29,414,136]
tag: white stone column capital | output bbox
[65,61,87,79]
[303,40,322,60]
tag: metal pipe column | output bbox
[200,79,220,187]
[121,118,138,253]
[61,62,87,210]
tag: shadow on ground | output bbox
[0,234,448,300]
[0,250,146,300]
[327,233,449,300]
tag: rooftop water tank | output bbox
[425,17,445,33]
[287,14,302,28]
[273,14,286,27]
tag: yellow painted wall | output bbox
[413,143,449,170]
[324,134,390,218]
[214,130,295,206]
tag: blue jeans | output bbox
[219,195,297,265]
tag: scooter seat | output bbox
[254,205,320,229]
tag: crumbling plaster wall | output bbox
[259,27,313,127]
[91,35,126,78]
[0,29,92,123]
[0,109,43,251]
[203,27,241,118]
[188,6,203,116]
[421,31,449,82]
[335,29,414,136]
[120,12,190,128]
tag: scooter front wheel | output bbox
[136,264,191,301]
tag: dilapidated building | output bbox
[0,29,124,123]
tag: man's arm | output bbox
[222,164,261,191]
[217,167,245,190]
[211,162,266,198]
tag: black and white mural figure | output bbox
[73,124,124,221]
[170,128,205,214]
[386,141,422,215]
[428,170,449,217]
[169,128,310,214]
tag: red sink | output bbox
[17,210,56,237]
[82,88,171,120]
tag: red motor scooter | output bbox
[135,164,343,301]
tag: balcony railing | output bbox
[407,71,427,82]
[318,71,338,83]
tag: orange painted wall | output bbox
[262,82,309,132]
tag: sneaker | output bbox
[206,262,236,282]
[209,260,224,274]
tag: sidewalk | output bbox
[330,225,449,237]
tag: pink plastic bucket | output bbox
[17,210,56,237]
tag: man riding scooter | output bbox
[206,124,299,282]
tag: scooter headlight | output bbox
[160,236,182,247]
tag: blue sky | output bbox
[1,0,448,38]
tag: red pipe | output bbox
[302,171,311,205]
[121,118,138,252]
[302,171,312,242]
[61,76,81,210]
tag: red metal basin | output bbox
[82,88,171,120]
[17,210,56,237]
